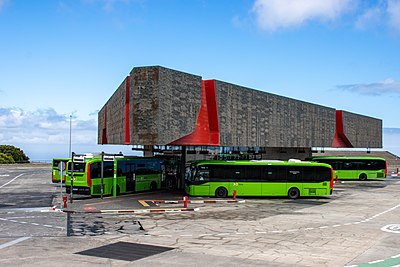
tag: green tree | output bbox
[0,145,30,163]
[0,153,15,164]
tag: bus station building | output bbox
[98,66,382,160]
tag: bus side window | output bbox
[196,170,209,181]
[210,166,226,180]
[287,168,302,182]
[244,166,262,181]
[343,161,352,170]
[302,167,316,182]
[265,166,286,182]
[90,162,100,178]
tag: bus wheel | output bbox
[288,187,300,199]
[215,187,228,198]
[150,182,157,191]
[359,173,367,181]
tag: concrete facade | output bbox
[342,111,382,148]
[130,67,202,145]
[214,80,336,148]
[98,66,382,149]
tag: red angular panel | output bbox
[169,80,220,146]
[101,105,108,144]
[332,110,353,148]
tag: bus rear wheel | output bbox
[288,187,300,199]
[215,187,228,198]
[359,173,367,181]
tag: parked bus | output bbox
[65,155,165,196]
[306,156,387,180]
[51,158,69,183]
[185,160,334,199]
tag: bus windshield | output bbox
[67,162,86,172]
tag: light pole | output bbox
[69,115,72,157]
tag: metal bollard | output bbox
[63,195,68,209]
[233,190,237,200]
[183,196,188,208]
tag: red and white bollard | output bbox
[183,196,188,208]
[63,195,68,209]
[233,190,237,201]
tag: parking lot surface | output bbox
[0,165,400,266]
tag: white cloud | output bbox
[388,0,400,30]
[0,107,97,145]
[355,7,383,30]
[337,78,400,96]
[252,0,353,31]
[0,107,139,160]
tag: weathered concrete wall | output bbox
[108,78,127,144]
[98,106,105,144]
[214,80,336,147]
[342,111,382,148]
[130,66,202,145]
[97,78,127,144]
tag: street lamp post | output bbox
[69,115,72,157]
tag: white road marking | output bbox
[368,259,384,264]
[0,174,24,189]
[0,237,31,250]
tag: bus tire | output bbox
[150,181,157,191]
[359,173,367,181]
[215,187,228,198]
[288,187,300,199]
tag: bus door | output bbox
[286,167,303,192]
[334,161,351,179]
[193,167,210,196]
[126,163,136,192]
[262,166,287,196]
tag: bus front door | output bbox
[126,164,136,192]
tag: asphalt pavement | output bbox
[1,164,400,267]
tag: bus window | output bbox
[90,162,114,178]
[196,169,209,182]
[244,166,263,181]
[302,167,316,182]
[209,165,227,180]
[287,168,302,182]
[265,166,287,182]
[68,162,85,172]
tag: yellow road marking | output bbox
[138,200,150,207]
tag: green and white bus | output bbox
[66,155,165,196]
[52,158,69,183]
[185,160,334,199]
[306,156,387,180]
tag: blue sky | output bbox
[1,0,400,160]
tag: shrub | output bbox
[0,145,30,163]
[0,152,15,164]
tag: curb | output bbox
[63,207,200,214]
[152,199,246,204]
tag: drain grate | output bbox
[76,241,174,261]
